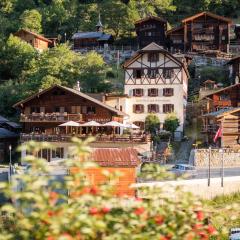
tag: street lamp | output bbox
[9,145,12,166]
[219,148,224,187]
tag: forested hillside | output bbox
[0,0,240,40]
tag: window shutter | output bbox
[76,106,81,113]
[156,105,159,113]
[148,89,151,96]
[163,104,166,113]
[133,105,136,113]
[141,105,144,113]
[156,89,159,96]
[133,69,136,78]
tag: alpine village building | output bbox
[201,83,240,147]
[14,29,52,51]
[105,42,189,137]
[135,16,167,49]
[167,11,232,53]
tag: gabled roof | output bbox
[91,148,140,167]
[123,42,190,78]
[216,107,240,118]
[182,11,232,23]
[0,128,18,139]
[135,15,167,25]
[14,29,52,43]
[166,25,184,35]
[72,32,112,41]
[202,83,240,99]
[13,85,127,116]
[0,115,8,123]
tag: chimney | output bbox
[74,81,81,91]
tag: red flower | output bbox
[159,236,168,240]
[135,197,143,202]
[49,191,58,205]
[102,207,111,214]
[196,211,204,221]
[154,215,164,225]
[193,223,203,230]
[198,231,208,240]
[207,225,217,235]
[47,210,55,217]
[90,186,99,195]
[89,207,99,215]
[47,237,55,240]
[134,207,145,215]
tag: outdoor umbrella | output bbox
[59,121,81,134]
[102,121,125,136]
[80,121,102,135]
[124,123,140,129]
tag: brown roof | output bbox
[14,29,52,43]
[135,16,167,25]
[182,11,232,23]
[91,148,140,167]
[13,85,127,116]
[202,83,240,99]
[166,25,184,35]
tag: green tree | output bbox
[79,51,111,93]
[19,9,42,33]
[0,35,37,80]
[145,114,160,135]
[163,112,180,134]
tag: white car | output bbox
[230,228,240,240]
[170,164,197,178]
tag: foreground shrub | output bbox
[0,138,220,239]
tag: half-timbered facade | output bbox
[122,42,189,134]
[135,16,167,49]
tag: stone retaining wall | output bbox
[191,149,240,167]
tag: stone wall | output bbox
[190,149,240,167]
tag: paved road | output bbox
[195,167,240,179]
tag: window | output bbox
[219,94,230,100]
[163,104,174,113]
[148,88,158,97]
[133,69,143,78]
[52,148,64,159]
[163,68,174,79]
[87,106,96,114]
[148,53,159,62]
[30,107,40,113]
[148,68,158,78]
[133,104,144,113]
[120,105,123,111]
[133,89,144,97]
[163,88,174,96]
[71,106,81,114]
[148,104,159,113]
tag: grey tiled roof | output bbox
[72,32,112,41]
[0,128,18,138]
[202,107,236,117]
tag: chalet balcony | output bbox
[201,124,219,133]
[20,133,151,143]
[20,113,113,123]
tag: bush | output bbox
[0,138,222,239]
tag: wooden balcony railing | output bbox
[201,124,219,133]
[20,134,151,143]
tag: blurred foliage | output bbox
[0,138,226,239]
[145,114,160,136]
[163,113,180,135]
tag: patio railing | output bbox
[20,133,151,143]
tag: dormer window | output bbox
[148,53,159,62]
[148,68,158,78]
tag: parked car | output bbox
[170,164,197,178]
[229,228,240,240]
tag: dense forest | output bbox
[1,0,240,40]
[0,0,240,119]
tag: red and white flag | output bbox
[213,127,222,143]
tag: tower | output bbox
[96,13,103,32]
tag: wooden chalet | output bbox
[72,16,113,49]
[135,16,167,49]
[13,85,126,137]
[201,83,240,146]
[14,29,52,51]
[167,12,232,53]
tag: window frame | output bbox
[148,104,159,113]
